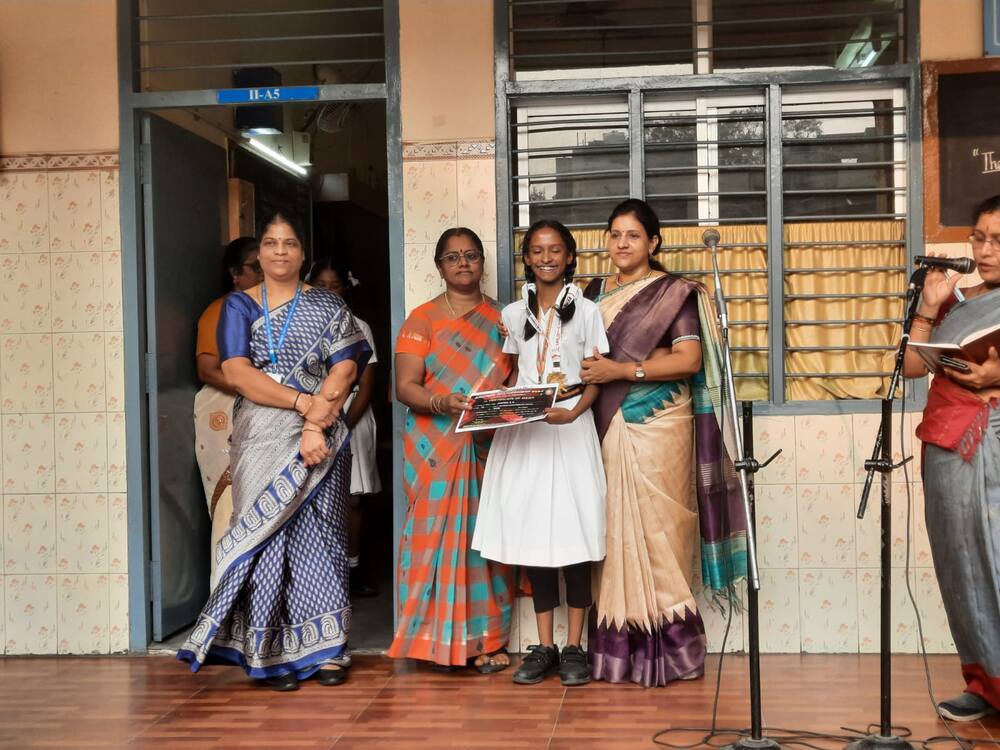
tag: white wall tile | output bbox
[99,170,120,253]
[857,567,918,654]
[58,573,110,654]
[106,411,126,493]
[56,494,108,574]
[797,483,856,568]
[0,253,52,333]
[108,493,127,574]
[456,158,496,240]
[3,414,55,493]
[109,572,129,653]
[752,416,797,484]
[48,171,101,253]
[795,415,853,483]
[54,413,108,493]
[51,252,104,332]
[403,159,458,244]
[911,567,955,654]
[53,333,106,412]
[0,172,49,253]
[1,334,53,413]
[756,483,798,569]
[104,334,124,412]
[799,569,858,653]
[758,568,800,653]
[854,483,913,568]
[102,251,122,330]
[4,494,57,574]
[4,573,57,653]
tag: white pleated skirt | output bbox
[345,391,381,496]
[472,399,607,568]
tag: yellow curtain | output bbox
[512,219,904,402]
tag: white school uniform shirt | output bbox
[499,294,610,389]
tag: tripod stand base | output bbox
[845,735,915,750]
[723,737,784,750]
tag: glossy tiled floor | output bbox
[0,654,996,749]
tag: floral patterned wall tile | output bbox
[910,567,955,654]
[1,334,54,413]
[4,573,57,654]
[457,158,497,241]
[697,575,745,653]
[403,159,458,245]
[752,416,797,485]
[4,494,56,574]
[851,412,912,483]
[0,576,4,647]
[106,412,126,493]
[53,333,106,412]
[100,170,120,253]
[102,251,122,331]
[908,482,932,567]
[403,243,443,315]
[48,171,101,253]
[758,568,801,653]
[794,415,853,484]
[56,494,108,575]
[58,573,109,654]
[51,252,104,332]
[3,414,55,493]
[107,493,127,574]
[481,240,498,301]
[0,172,48,253]
[755,483,798,569]
[54,413,108,494]
[109,572,129,653]
[797,483,856,568]
[799,569,858,653]
[854,482,913,568]
[0,253,52,333]
[104,334,125,412]
[857,567,918,654]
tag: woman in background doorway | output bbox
[388,228,514,672]
[193,236,261,584]
[178,210,371,691]
[309,257,382,597]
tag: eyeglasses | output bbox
[242,261,262,273]
[969,234,1000,251]
[440,250,483,266]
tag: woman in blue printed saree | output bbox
[903,195,1000,722]
[178,211,371,692]
[581,199,747,688]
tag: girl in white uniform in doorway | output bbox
[472,219,609,687]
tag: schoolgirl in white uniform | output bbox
[472,219,608,686]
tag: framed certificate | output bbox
[454,385,558,433]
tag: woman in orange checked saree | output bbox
[582,199,748,688]
[388,228,515,673]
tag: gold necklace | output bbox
[614,269,652,289]
[444,290,482,318]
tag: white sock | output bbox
[349,555,360,568]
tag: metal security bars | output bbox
[507,0,907,78]
[500,79,916,405]
[134,1,386,92]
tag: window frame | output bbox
[493,1,925,415]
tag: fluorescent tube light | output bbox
[247,137,308,177]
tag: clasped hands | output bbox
[296,391,344,467]
[944,346,1000,390]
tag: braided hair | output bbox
[520,219,578,340]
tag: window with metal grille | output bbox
[506,84,910,403]
[508,0,907,78]
[133,1,386,92]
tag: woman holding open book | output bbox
[903,194,1000,723]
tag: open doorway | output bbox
[141,97,395,652]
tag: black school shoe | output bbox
[559,645,591,686]
[513,644,559,684]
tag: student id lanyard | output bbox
[261,283,303,381]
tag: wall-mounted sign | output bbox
[215,86,321,105]
[987,0,1000,55]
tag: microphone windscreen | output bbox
[953,256,977,274]
[702,228,721,246]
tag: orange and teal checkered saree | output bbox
[388,297,514,666]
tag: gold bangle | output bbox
[913,313,936,326]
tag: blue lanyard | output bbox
[261,283,302,366]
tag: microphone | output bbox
[702,229,721,249]
[914,255,976,274]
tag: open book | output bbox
[909,321,1000,372]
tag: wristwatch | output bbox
[634,362,646,380]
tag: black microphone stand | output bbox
[846,268,924,750]
[705,235,782,750]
